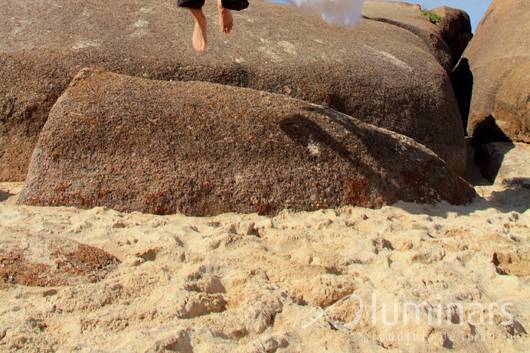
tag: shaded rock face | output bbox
[17,70,475,216]
[455,0,530,144]
[431,6,473,63]
[475,142,530,187]
[0,0,468,181]
[363,2,472,70]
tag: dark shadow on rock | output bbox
[279,110,383,208]
[302,105,362,132]
[474,142,515,182]
[324,93,349,115]
[300,105,383,167]
[294,107,528,217]
[503,178,530,190]
[280,114,354,164]
[463,140,493,186]
[303,106,528,216]
[301,104,423,177]
[0,190,14,202]
[452,58,473,133]
[471,115,512,145]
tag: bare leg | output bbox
[217,1,233,34]
[190,8,207,52]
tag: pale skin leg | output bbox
[190,8,207,52]
[189,1,233,52]
[217,0,233,34]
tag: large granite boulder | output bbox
[1,0,469,181]
[17,69,475,215]
[455,0,530,144]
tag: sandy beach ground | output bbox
[0,181,528,353]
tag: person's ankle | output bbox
[190,9,206,25]
[194,12,206,22]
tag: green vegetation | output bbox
[421,9,442,24]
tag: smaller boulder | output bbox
[431,6,473,62]
[363,2,472,69]
[18,69,475,216]
[0,233,119,287]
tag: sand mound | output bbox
[0,235,119,287]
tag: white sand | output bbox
[0,182,528,353]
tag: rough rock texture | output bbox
[431,6,473,63]
[17,70,475,215]
[493,63,530,143]
[363,2,472,69]
[455,0,530,143]
[475,142,530,187]
[0,0,469,181]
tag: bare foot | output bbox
[190,9,207,52]
[217,6,233,34]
